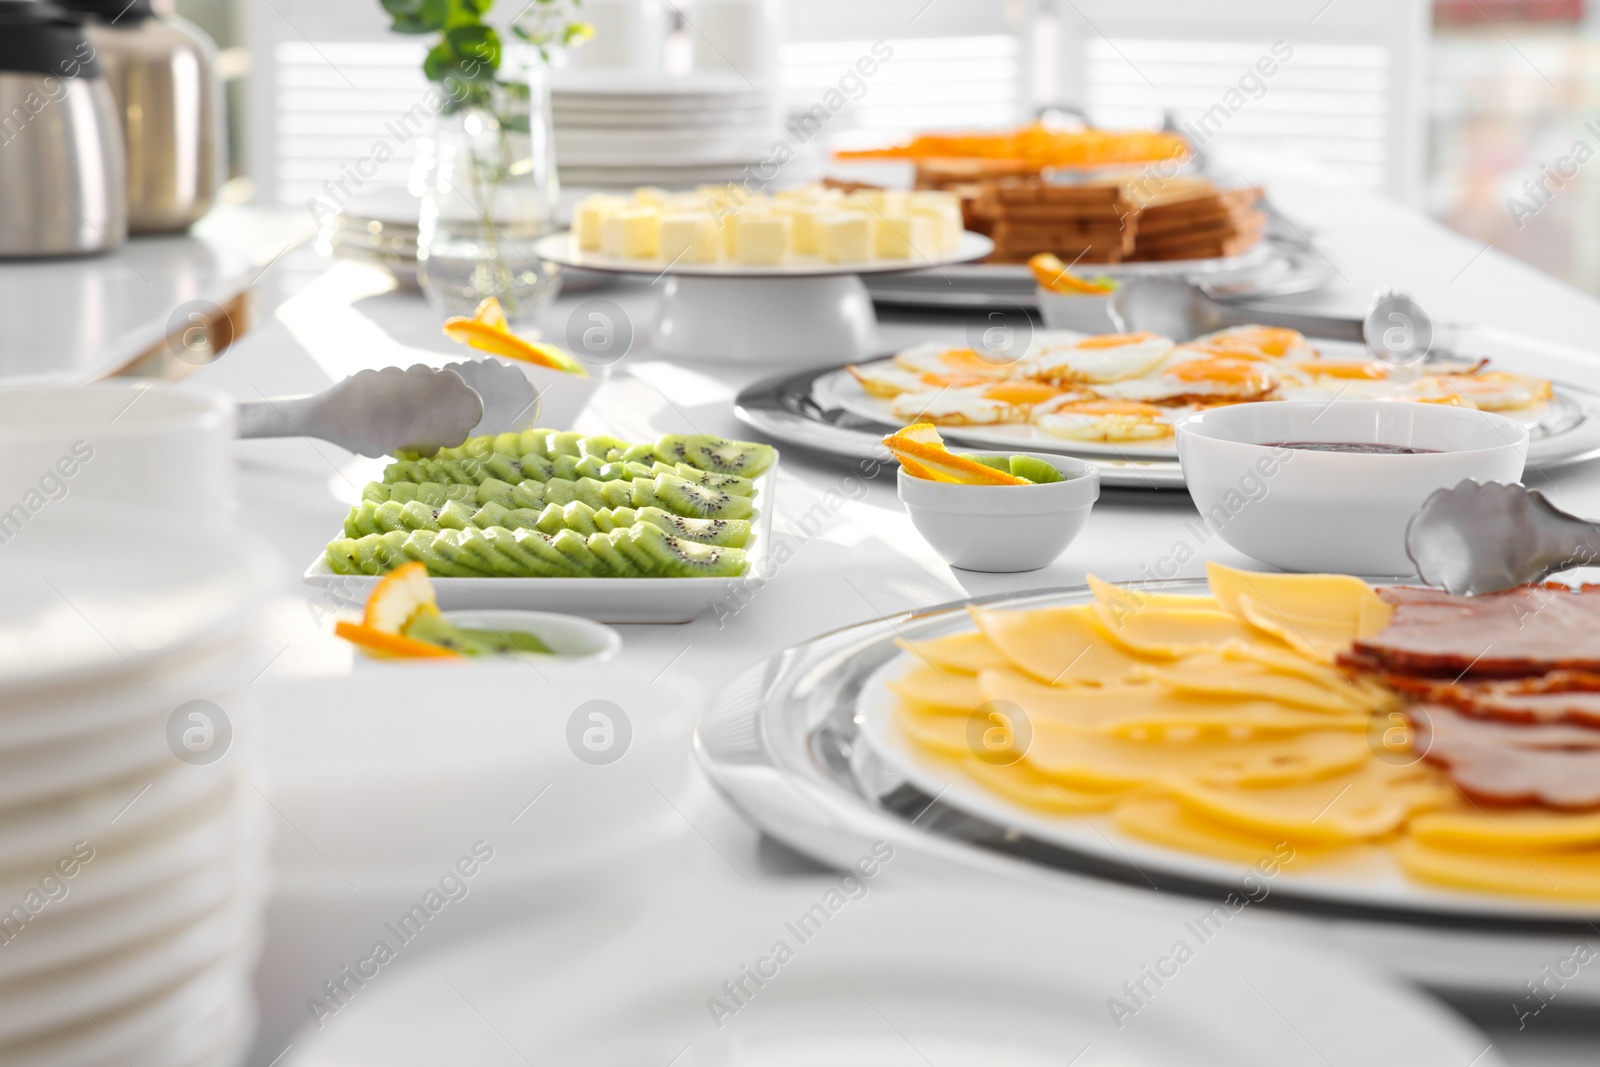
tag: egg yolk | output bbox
[1218,327,1304,356]
[1305,361,1388,380]
[1077,331,1160,350]
[1168,359,1274,389]
[983,381,1063,404]
[938,348,1013,373]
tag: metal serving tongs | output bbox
[1406,481,1600,594]
[235,360,540,457]
[1109,278,1470,362]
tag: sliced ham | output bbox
[1343,584,1600,678]
[1410,704,1600,809]
[1381,671,1600,727]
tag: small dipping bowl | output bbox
[1176,400,1529,575]
[898,452,1100,572]
[1036,286,1116,334]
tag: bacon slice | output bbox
[1343,585,1600,678]
[1380,671,1600,727]
[1410,704,1600,810]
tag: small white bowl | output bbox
[1035,287,1116,334]
[898,452,1100,572]
[1176,400,1529,575]
[357,610,621,667]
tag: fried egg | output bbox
[1192,325,1317,361]
[1411,372,1553,411]
[1092,356,1279,402]
[891,342,1020,380]
[1022,331,1175,384]
[891,381,1073,425]
[846,362,989,399]
[1032,398,1174,442]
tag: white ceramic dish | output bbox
[304,462,777,624]
[1035,285,1116,333]
[533,230,993,279]
[349,609,622,667]
[0,383,235,527]
[1177,400,1529,574]
[897,453,1099,572]
[285,883,1502,1067]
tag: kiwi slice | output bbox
[630,523,748,578]
[646,474,755,520]
[587,531,644,577]
[655,433,777,478]
[1008,456,1066,484]
[637,506,750,548]
[653,462,756,497]
[549,528,605,576]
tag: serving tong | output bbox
[1407,481,1600,594]
[235,359,540,457]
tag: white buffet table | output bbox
[178,177,1600,1067]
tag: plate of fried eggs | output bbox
[830,325,1561,460]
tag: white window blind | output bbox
[1082,38,1392,189]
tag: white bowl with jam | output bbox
[1176,400,1529,575]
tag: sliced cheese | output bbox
[1022,723,1370,790]
[1113,798,1342,867]
[884,662,982,712]
[1407,807,1600,852]
[976,668,1363,739]
[1138,653,1376,715]
[970,604,1148,685]
[1093,602,1270,659]
[1396,837,1600,901]
[896,631,1012,674]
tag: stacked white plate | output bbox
[0,385,276,1067]
[318,187,421,288]
[552,70,783,189]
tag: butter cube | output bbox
[632,186,669,207]
[601,208,660,258]
[734,213,792,265]
[659,213,719,264]
[874,210,939,259]
[776,204,824,255]
[910,191,965,252]
[575,195,625,250]
[816,212,872,263]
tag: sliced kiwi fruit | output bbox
[501,528,573,577]
[636,506,749,548]
[587,531,643,576]
[643,474,754,520]
[960,453,1012,474]
[549,527,605,576]
[630,523,747,578]
[655,433,777,478]
[652,462,755,497]
[1008,456,1067,484]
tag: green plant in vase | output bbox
[380,0,592,322]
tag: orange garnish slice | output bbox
[334,620,461,659]
[362,561,438,633]
[883,423,1028,485]
[1029,253,1118,295]
[443,299,587,376]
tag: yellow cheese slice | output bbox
[1162,760,1454,844]
[884,662,982,712]
[1206,562,1384,628]
[1091,602,1278,659]
[1395,837,1600,901]
[953,756,1132,814]
[1220,644,1393,703]
[1112,797,1342,866]
[1407,807,1600,852]
[1086,574,1218,616]
[970,604,1149,685]
[1138,653,1375,715]
[896,631,1011,674]
[976,668,1363,738]
[896,701,1367,789]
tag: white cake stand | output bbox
[532,232,994,365]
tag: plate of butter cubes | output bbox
[304,428,779,624]
[532,181,993,277]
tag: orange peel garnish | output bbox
[334,620,461,659]
[362,561,438,633]
[883,423,1028,485]
[443,300,588,376]
[1029,253,1117,296]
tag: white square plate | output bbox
[303,464,776,624]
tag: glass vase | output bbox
[415,66,561,325]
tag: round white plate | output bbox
[284,883,1501,1067]
[533,231,993,279]
[847,587,1600,926]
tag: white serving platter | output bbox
[533,230,993,280]
[303,464,777,624]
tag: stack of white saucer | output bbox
[553,71,783,189]
[0,384,276,1067]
